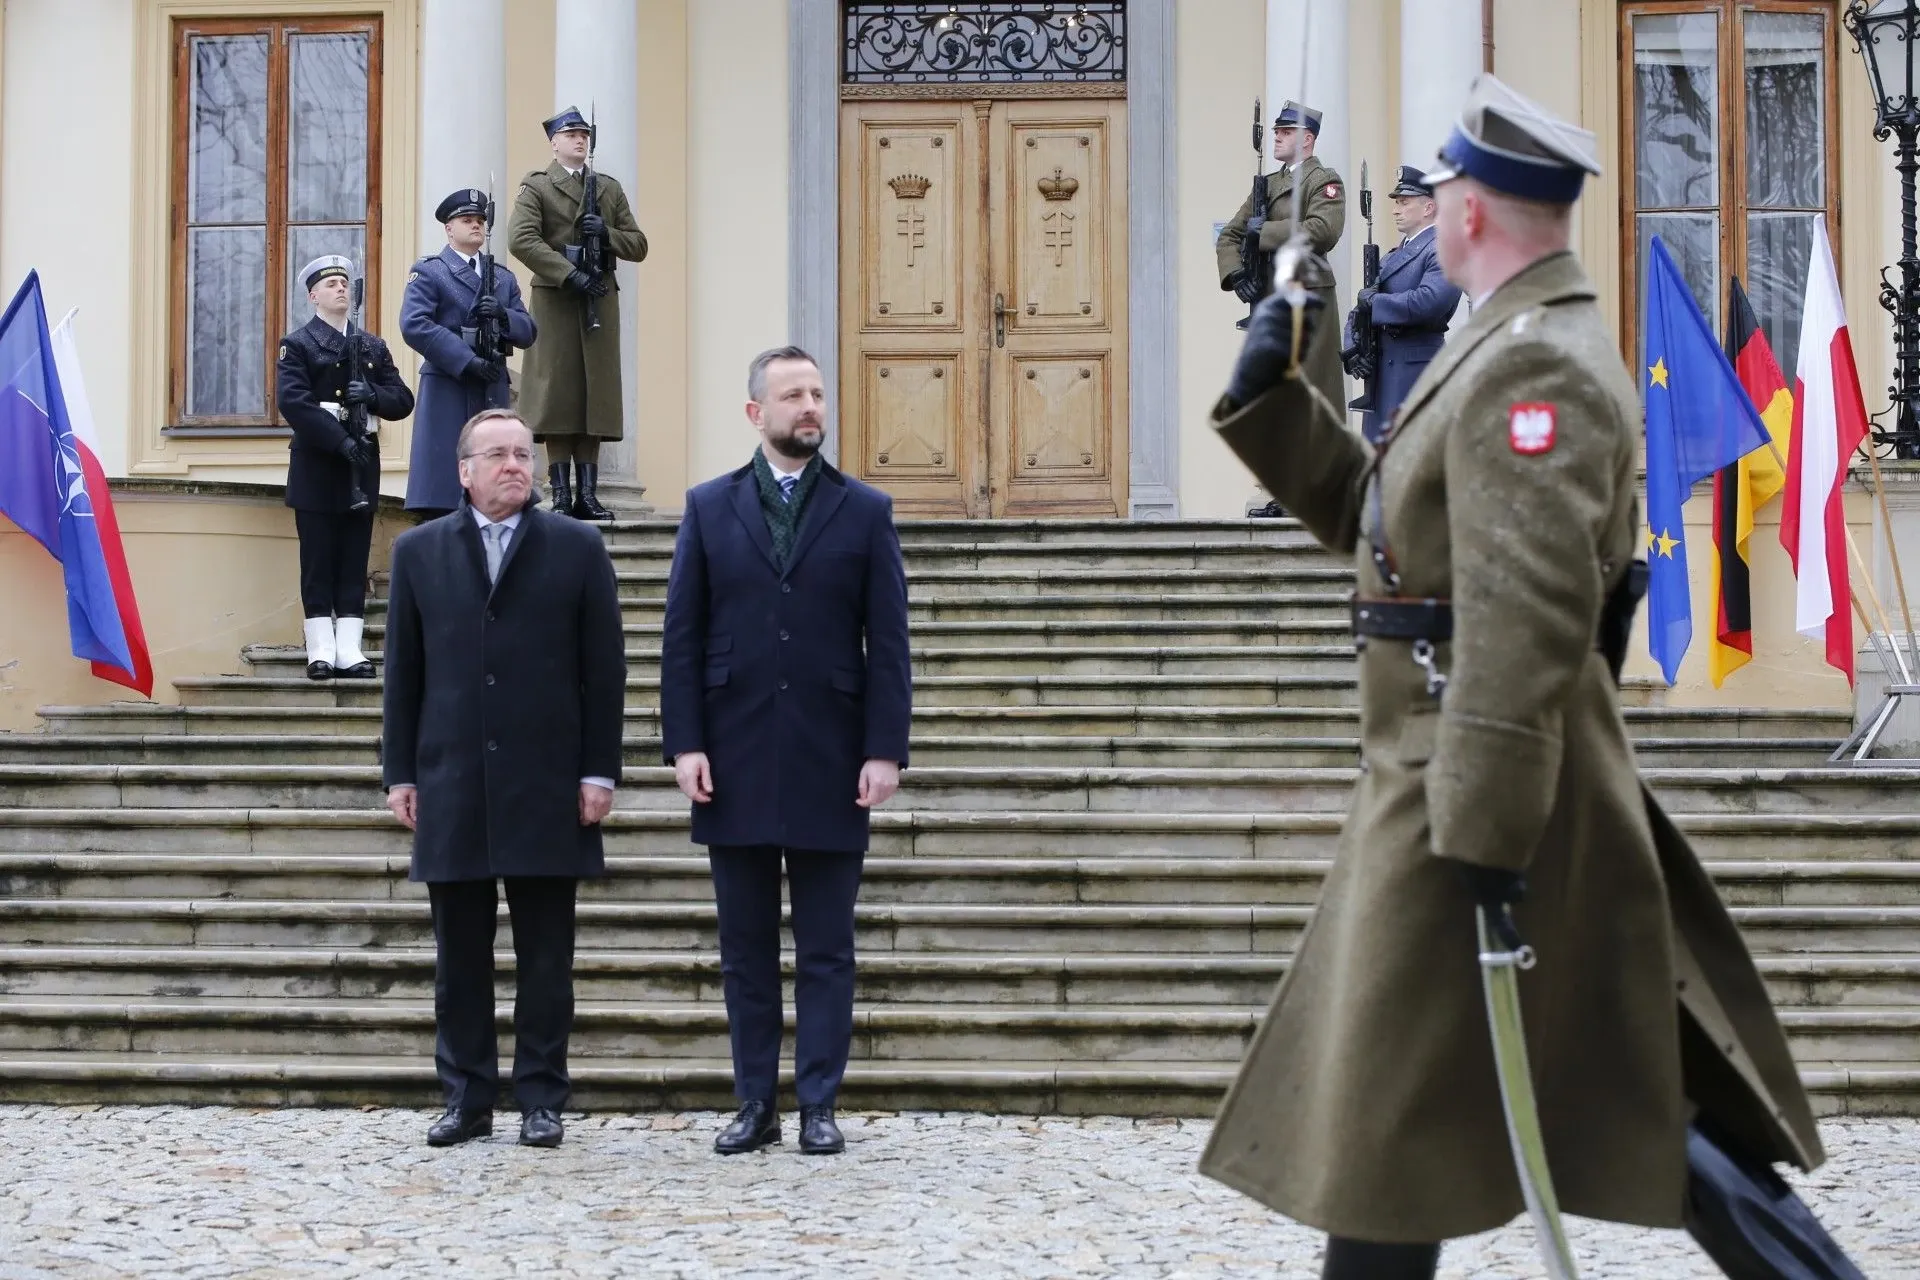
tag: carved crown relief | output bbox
[888,173,932,199]
[1037,166,1079,201]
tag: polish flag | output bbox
[1779,220,1869,684]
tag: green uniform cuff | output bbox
[1426,712,1562,872]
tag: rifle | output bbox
[1235,97,1270,332]
[342,256,372,512]
[471,175,510,372]
[1341,160,1381,413]
[563,103,608,332]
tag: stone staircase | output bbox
[0,519,1916,1115]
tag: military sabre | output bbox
[1477,905,1581,1280]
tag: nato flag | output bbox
[1643,236,1773,684]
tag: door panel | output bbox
[841,96,1126,518]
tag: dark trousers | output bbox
[1320,1239,1440,1279]
[427,876,578,1113]
[294,507,374,618]
[707,845,864,1106]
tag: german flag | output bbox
[1709,277,1794,686]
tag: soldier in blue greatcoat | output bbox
[1347,166,1463,444]
[401,188,538,517]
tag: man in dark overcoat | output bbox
[1345,165,1462,444]
[382,408,626,1151]
[507,106,648,521]
[660,346,912,1158]
[401,188,537,518]
[278,254,414,681]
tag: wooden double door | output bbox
[839,98,1129,518]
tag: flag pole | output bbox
[1763,436,1911,682]
[1862,442,1917,651]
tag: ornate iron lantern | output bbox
[1846,0,1920,456]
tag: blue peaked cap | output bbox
[543,106,591,138]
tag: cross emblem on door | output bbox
[896,206,926,266]
[1041,209,1074,265]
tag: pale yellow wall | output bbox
[0,489,410,730]
[1,0,136,476]
[686,0,788,490]
[505,0,557,186]
[636,0,691,509]
[1176,0,1266,518]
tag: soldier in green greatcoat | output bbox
[1216,100,1347,452]
[508,105,648,521]
[1199,76,1859,1280]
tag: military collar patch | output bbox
[1509,403,1556,456]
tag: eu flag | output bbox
[1643,237,1773,684]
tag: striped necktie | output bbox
[778,473,798,505]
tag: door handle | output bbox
[993,293,1006,349]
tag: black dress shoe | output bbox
[713,1099,780,1155]
[798,1104,844,1155]
[519,1107,564,1148]
[305,660,335,681]
[334,660,375,679]
[426,1106,492,1147]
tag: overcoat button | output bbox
[487,740,498,751]
[485,674,496,686]
[779,630,790,641]
[778,680,789,691]
[782,584,792,594]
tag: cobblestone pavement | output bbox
[0,1108,1913,1279]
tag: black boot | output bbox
[1683,1121,1866,1280]
[1320,1238,1440,1280]
[547,462,573,517]
[574,462,615,521]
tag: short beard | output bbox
[769,426,823,461]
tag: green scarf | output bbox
[751,450,822,571]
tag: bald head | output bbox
[1432,176,1573,300]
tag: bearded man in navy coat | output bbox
[401,189,537,517]
[1346,165,1463,443]
[660,346,912,1159]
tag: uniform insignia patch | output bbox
[1324,183,1340,199]
[407,271,419,282]
[278,344,288,361]
[1509,403,1556,455]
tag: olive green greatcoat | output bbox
[507,162,649,442]
[1198,251,1822,1244]
[1215,155,1348,418]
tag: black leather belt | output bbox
[1350,595,1453,641]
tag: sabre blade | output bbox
[1477,907,1580,1280]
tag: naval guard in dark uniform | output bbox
[278,254,415,680]
[401,188,538,518]
[1343,165,1461,445]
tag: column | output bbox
[1399,0,1482,175]
[554,0,642,488]
[1265,0,1348,185]
[417,0,509,256]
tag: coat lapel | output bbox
[729,467,778,573]
[546,162,584,220]
[492,506,542,596]
[438,247,481,300]
[783,466,848,578]
[453,508,492,594]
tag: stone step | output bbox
[3,853,1916,909]
[0,995,1910,1075]
[595,517,1315,552]
[596,541,1345,574]
[5,808,1918,861]
[0,1048,1910,1114]
[366,566,1357,603]
[5,946,1915,1012]
[2,763,1915,815]
[32,701,1858,742]
[3,896,1918,955]
[236,643,1364,682]
[375,617,1365,649]
[170,673,1365,711]
[0,732,1843,770]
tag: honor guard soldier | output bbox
[508,105,648,521]
[1198,76,1861,1280]
[402,188,538,518]
[1216,101,1347,438]
[1343,165,1462,444]
[278,254,416,680]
